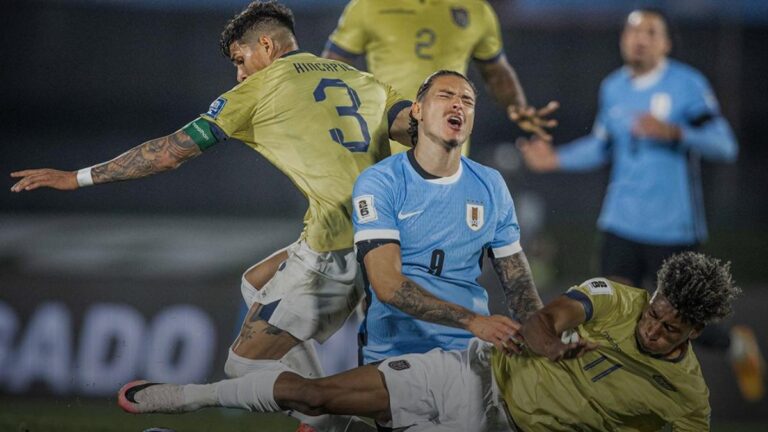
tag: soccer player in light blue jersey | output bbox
[352,70,543,364]
[518,8,764,401]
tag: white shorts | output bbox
[378,339,515,432]
[241,240,363,343]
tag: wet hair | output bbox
[408,70,477,146]
[656,252,741,327]
[220,1,296,58]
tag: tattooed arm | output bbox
[10,129,201,192]
[491,251,544,322]
[363,243,522,353]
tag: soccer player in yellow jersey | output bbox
[323,0,559,155]
[120,252,738,432]
[11,2,412,431]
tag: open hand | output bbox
[468,314,524,356]
[508,101,559,141]
[10,169,78,192]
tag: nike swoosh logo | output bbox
[397,210,423,220]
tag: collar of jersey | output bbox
[280,49,308,58]
[625,58,668,91]
[406,150,463,185]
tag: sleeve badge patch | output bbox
[206,97,227,118]
[354,195,378,223]
[585,278,613,296]
[387,360,411,371]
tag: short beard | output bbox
[442,138,461,150]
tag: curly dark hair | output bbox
[657,252,740,327]
[220,1,295,58]
[408,70,477,146]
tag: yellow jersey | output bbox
[201,51,407,252]
[328,0,503,155]
[492,279,710,432]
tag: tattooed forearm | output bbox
[492,252,543,322]
[91,130,201,184]
[389,280,475,329]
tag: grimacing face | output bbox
[620,11,671,72]
[229,38,274,83]
[413,75,476,149]
[635,291,701,357]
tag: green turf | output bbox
[0,397,296,432]
[1,398,765,431]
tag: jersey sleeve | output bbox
[383,82,412,132]
[564,278,621,323]
[326,0,368,58]
[488,171,521,258]
[472,2,504,63]
[200,78,262,140]
[678,73,738,161]
[352,167,399,243]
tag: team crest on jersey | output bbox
[354,195,378,223]
[650,92,672,120]
[206,97,227,118]
[451,7,469,28]
[466,201,484,231]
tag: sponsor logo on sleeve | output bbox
[585,278,612,295]
[354,195,377,223]
[206,97,227,118]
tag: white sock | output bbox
[213,363,290,412]
[181,383,218,409]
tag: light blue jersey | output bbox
[352,150,521,364]
[557,59,737,245]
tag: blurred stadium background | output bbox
[2,0,767,430]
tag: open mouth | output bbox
[446,114,463,130]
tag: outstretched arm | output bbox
[475,57,558,140]
[11,129,201,192]
[364,243,521,354]
[491,251,544,322]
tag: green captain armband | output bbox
[181,117,226,151]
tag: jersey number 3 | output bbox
[313,78,371,152]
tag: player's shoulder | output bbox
[571,277,647,299]
[601,67,628,91]
[665,59,710,90]
[357,153,408,185]
[462,157,505,186]
[570,277,617,296]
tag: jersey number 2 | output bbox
[313,78,371,152]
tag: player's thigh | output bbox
[600,231,643,286]
[243,247,290,290]
[377,347,497,431]
[266,242,363,343]
[235,242,361,357]
[231,302,302,359]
